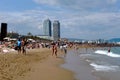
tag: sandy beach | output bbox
[1,46,120,80]
[0,48,74,80]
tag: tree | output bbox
[27,32,32,36]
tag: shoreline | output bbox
[61,49,99,80]
[62,47,120,80]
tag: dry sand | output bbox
[0,48,75,80]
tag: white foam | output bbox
[95,50,120,58]
[90,63,119,72]
[86,59,91,62]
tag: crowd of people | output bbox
[1,38,112,58]
[0,38,51,54]
[0,38,74,57]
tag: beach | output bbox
[0,46,120,80]
[0,48,74,80]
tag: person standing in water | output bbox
[108,47,111,53]
[63,44,67,57]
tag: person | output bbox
[21,38,27,55]
[51,42,55,56]
[74,44,79,50]
[51,42,58,58]
[63,44,67,57]
[60,45,63,52]
[74,44,79,53]
[108,48,111,53]
[17,39,21,54]
[54,43,58,57]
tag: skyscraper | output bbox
[53,20,60,41]
[0,23,7,41]
[43,19,51,36]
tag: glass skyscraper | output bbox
[53,20,60,41]
[43,19,52,36]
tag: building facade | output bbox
[53,20,60,41]
[0,23,7,41]
[43,19,52,36]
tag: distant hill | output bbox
[108,38,120,42]
[67,38,120,43]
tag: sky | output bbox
[0,0,120,40]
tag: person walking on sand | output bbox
[51,42,55,56]
[21,38,27,55]
[17,39,21,54]
[51,43,58,57]
[54,43,58,57]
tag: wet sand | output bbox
[0,48,75,80]
[61,49,100,80]
[62,47,120,80]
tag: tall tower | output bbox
[53,20,60,41]
[43,19,52,36]
[0,23,7,41]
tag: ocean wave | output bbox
[94,50,120,58]
[90,63,119,72]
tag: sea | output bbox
[61,47,120,80]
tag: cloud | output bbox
[1,9,120,39]
[1,0,120,39]
[0,9,67,35]
[34,0,58,5]
[60,12,120,39]
[107,0,117,4]
[0,11,44,35]
[33,0,119,11]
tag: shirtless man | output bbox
[51,43,58,57]
[54,44,58,57]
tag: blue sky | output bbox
[0,0,120,40]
